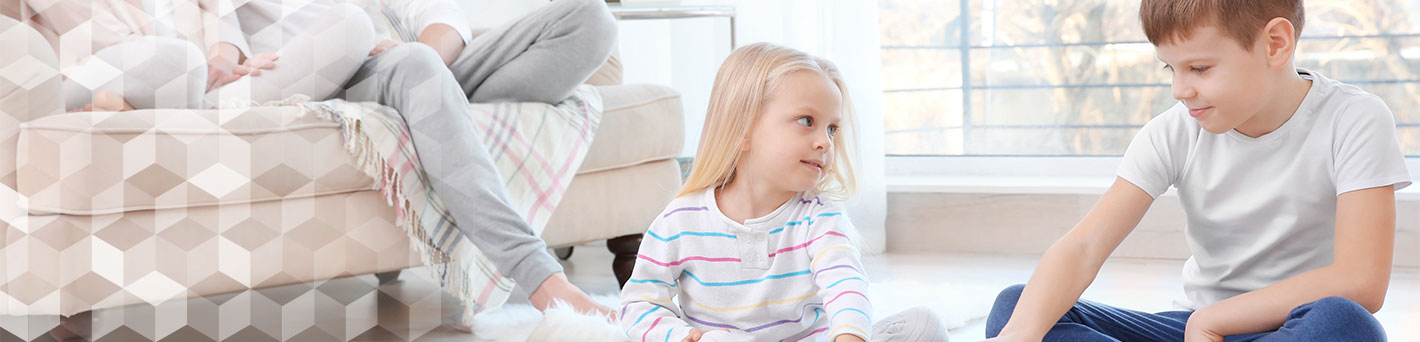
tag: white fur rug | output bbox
[469,280,998,341]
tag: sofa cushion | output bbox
[15,84,684,215]
[17,107,376,215]
[580,84,685,174]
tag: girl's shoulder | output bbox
[653,189,716,221]
[792,191,847,215]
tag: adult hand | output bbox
[370,39,402,56]
[206,58,243,91]
[235,52,278,76]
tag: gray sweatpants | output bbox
[449,0,617,103]
[337,0,616,291]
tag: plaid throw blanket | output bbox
[299,85,602,316]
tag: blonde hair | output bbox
[678,42,858,201]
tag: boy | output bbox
[984,0,1410,341]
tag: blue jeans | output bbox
[985,284,1387,341]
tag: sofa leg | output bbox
[375,270,401,285]
[51,311,90,341]
[606,234,642,289]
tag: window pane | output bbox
[878,0,1420,157]
[965,127,1139,155]
[881,48,963,90]
[968,0,1145,46]
[883,89,964,155]
[969,44,1163,87]
[969,87,1174,127]
[886,127,964,155]
[1305,1,1420,36]
[879,0,962,47]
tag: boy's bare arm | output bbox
[419,23,466,66]
[1184,186,1394,342]
[991,177,1155,340]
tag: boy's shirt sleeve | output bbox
[1118,103,1191,198]
[1332,95,1412,194]
[805,209,871,341]
[619,219,693,342]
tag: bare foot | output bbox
[528,272,614,318]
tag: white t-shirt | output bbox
[1117,68,1411,309]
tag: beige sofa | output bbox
[0,17,679,318]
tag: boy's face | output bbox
[1156,25,1273,134]
[740,70,842,194]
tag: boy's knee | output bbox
[1303,296,1372,318]
[985,284,1027,337]
[995,284,1026,308]
[1294,297,1386,341]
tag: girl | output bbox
[619,43,946,342]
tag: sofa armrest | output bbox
[0,16,63,189]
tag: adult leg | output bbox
[446,0,617,103]
[63,36,207,110]
[986,284,1192,342]
[337,44,607,317]
[207,3,375,106]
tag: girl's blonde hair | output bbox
[678,42,858,201]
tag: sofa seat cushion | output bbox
[17,107,376,215]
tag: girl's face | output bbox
[738,70,843,193]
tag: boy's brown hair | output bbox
[1140,0,1305,49]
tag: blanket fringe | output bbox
[298,101,504,316]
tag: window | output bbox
[879,0,1420,157]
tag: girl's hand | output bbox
[680,328,704,342]
[680,328,731,342]
[833,334,866,342]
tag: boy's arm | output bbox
[1184,186,1395,342]
[991,177,1155,341]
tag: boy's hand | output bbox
[1183,309,1225,342]
[370,39,402,56]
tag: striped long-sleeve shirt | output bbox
[619,189,871,342]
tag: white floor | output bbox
[12,243,1414,341]
[560,244,1420,341]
